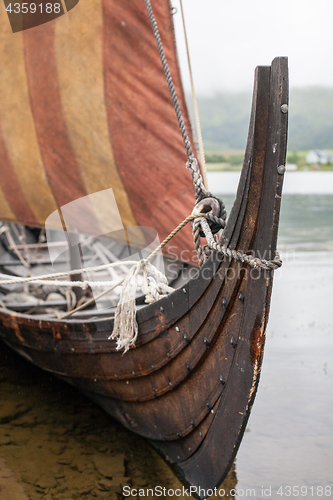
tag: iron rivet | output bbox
[175,326,180,332]
[231,336,237,348]
[167,352,171,358]
[206,400,212,410]
[151,365,155,369]
[177,430,182,438]
[183,288,187,294]
[238,292,245,303]
[199,431,202,437]
[160,306,164,312]
[219,374,225,384]
[222,297,228,307]
[114,374,118,379]
[203,337,210,347]
[186,362,191,372]
[191,418,195,428]
[183,332,190,343]
[132,371,136,375]
[281,104,288,114]
[277,164,286,175]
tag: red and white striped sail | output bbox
[0,0,199,261]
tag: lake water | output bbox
[211,172,333,499]
[0,174,332,499]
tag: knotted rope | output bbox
[109,213,205,352]
[109,261,174,352]
[193,217,282,270]
[110,211,282,351]
[0,212,281,352]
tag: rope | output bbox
[59,214,206,325]
[0,211,282,353]
[0,277,124,289]
[0,214,204,289]
[144,0,227,252]
[145,213,205,263]
[0,213,204,323]
[179,0,208,191]
[144,0,208,202]
[0,261,140,287]
[195,217,282,270]
[109,213,205,352]
[60,277,125,320]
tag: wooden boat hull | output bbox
[0,57,288,497]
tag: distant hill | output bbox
[188,87,333,151]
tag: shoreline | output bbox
[207,171,333,194]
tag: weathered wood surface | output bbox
[0,57,288,498]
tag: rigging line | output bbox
[144,0,208,201]
[179,0,208,191]
[0,214,206,288]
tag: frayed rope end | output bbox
[109,260,174,353]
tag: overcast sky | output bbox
[172,0,333,95]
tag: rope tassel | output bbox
[109,261,142,353]
[109,261,174,353]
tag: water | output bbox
[212,177,333,499]
[1,175,333,499]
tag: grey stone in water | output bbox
[93,453,125,478]
[35,475,58,490]
[57,458,71,465]
[0,459,28,500]
[0,436,12,445]
[50,444,66,456]
[0,402,31,424]
[98,478,114,491]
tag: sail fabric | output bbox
[0,0,198,262]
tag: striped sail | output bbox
[0,0,198,261]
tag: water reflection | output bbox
[230,194,333,499]
[278,195,333,252]
[220,194,333,253]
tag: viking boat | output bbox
[0,0,288,495]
